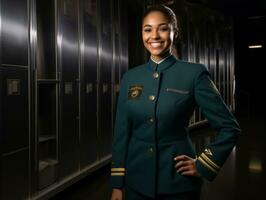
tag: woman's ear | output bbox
[174,31,178,39]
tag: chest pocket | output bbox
[166,88,190,95]
[159,87,192,116]
[164,87,191,106]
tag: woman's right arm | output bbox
[111,72,131,193]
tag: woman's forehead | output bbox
[143,11,170,26]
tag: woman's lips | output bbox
[149,42,163,48]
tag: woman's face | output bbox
[142,11,175,61]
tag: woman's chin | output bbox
[150,51,170,59]
[149,49,164,55]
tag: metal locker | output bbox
[0,68,29,152]
[80,0,98,168]
[37,83,58,190]
[0,71,2,152]
[1,148,29,200]
[36,0,56,80]
[34,0,59,192]
[0,68,29,200]
[174,2,189,60]
[224,41,229,105]
[119,0,129,76]
[0,0,130,198]
[0,67,29,199]
[0,0,30,199]
[206,17,216,78]
[98,0,113,158]
[228,28,235,110]
[58,0,80,178]
[128,0,146,68]
[112,0,120,130]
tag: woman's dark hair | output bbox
[142,4,179,34]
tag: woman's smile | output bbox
[149,41,164,48]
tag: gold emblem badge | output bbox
[128,85,143,99]
[204,148,213,156]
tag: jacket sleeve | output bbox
[194,65,241,181]
[111,73,131,189]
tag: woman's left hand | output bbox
[174,155,201,177]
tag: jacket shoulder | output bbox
[121,63,147,79]
[176,60,207,73]
[128,63,147,73]
[170,60,208,80]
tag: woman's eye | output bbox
[143,29,151,32]
[159,27,169,32]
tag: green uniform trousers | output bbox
[125,185,201,200]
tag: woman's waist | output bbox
[130,131,190,145]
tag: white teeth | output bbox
[150,42,162,48]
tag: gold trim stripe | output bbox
[198,157,218,174]
[111,172,125,176]
[201,153,220,170]
[111,168,126,172]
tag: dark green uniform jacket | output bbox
[111,55,240,198]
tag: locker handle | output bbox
[115,84,120,93]
[103,83,108,93]
[86,83,93,94]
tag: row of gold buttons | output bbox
[148,72,158,154]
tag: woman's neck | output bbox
[151,53,172,64]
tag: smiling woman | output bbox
[142,6,178,62]
[110,4,240,200]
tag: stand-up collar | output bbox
[147,54,177,72]
[150,54,172,64]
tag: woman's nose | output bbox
[151,30,160,39]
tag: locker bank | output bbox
[1,0,265,199]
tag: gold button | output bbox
[153,72,159,79]
[149,118,154,123]
[149,95,155,101]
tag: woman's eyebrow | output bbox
[143,23,169,27]
[143,24,152,28]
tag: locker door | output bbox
[119,0,128,77]
[35,0,59,191]
[0,67,29,200]
[208,16,216,80]
[0,68,29,152]
[80,0,98,168]
[0,0,29,199]
[113,0,121,129]
[58,0,80,178]
[0,70,1,199]
[98,0,113,158]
